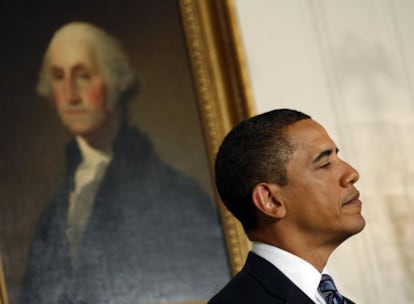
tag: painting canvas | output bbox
[0,0,252,303]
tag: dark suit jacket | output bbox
[20,125,230,304]
[209,252,355,304]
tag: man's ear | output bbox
[252,183,286,219]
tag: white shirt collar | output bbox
[252,241,327,304]
[73,137,112,193]
[76,136,112,165]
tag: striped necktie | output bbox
[318,274,345,304]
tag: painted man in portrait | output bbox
[19,22,229,304]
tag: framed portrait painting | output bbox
[0,0,252,303]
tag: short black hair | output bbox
[214,108,311,231]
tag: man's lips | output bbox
[66,109,87,114]
[343,191,361,206]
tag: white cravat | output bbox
[66,136,112,264]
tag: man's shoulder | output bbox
[208,252,317,304]
[208,270,282,304]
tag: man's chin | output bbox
[65,123,96,138]
[66,123,114,147]
[345,215,366,238]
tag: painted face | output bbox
[49,37,111,138]
[280,119,365,245]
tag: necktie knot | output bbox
[318,274,345,304]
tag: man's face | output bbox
[280,119,365,245]
[49,37,111,138]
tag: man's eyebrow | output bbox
[312,147,339,163]
[50,65,62,71]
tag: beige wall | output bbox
[234,1,414,303]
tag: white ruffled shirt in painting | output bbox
[66,136,112,262]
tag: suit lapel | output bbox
[344,297,356,304]
[243,252,316,304]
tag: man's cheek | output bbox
[85,83,107,108]
[53,87,65,107]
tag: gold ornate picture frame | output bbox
[0,0,252,303]
[0,259,8,304]
[179,0,253,274]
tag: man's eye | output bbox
[51,72,64,81]
[79,73,90,80]
[76,71,91,80]
[320,162,331,169]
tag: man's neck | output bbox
[80,109,121,153]
[248,228,337,272]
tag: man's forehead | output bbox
[50,34,96,52]
[49,25,99,55]
[286,119,328,138]
[48,36,99,68]
[286,119,335,154]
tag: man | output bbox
[20,22,229,304]
[209,109,365,304]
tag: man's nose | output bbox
[64,79,81,103]
[340,161,360,187]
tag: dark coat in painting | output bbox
[20,124,229,304]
